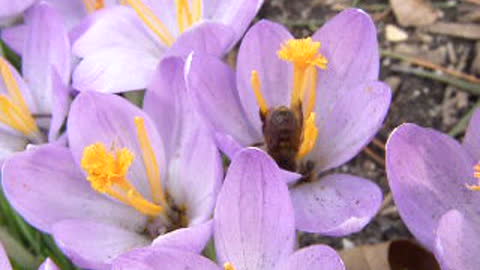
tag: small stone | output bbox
[385,24,409,42]
[342,238,355,250]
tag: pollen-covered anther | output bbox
[223,262,237,270]
[83,0,105,13]
[297,112,319,160]
[277,37,328,70]
[81,142,164,216]
[251,70,269,116]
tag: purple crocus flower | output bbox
[71,0,263,93]
[0,1,70,160]
[186,9,391,236]
[2,58,222,269]
[386,110,480,270]
[111,148,345,270]
[0,242,60,270]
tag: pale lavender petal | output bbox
[47,69,70,142]
[309,81,391,172]
[72,47,159,93]
[0,0,35,19]
[44,0,88,31]
[168,22,234,58]
[68,91,166,199]
[152,221,212,253]
[237,20,293,133]
[386,123,479,250]
[290,173,382,236]
[434,210,480,270]
[276,245,345,270]
[133,0,178,37]
[204,0,263,44]
[73,6,162,58]
[214,148,295,269]
[462,108,480,160]
[313,9,379,114]
[144,57,222,225]
[1,25,26,55]
[39,258,60,270]
[186,53,260,145]
[0,243,12,270]
[111,247,220,270]
[2,144,147,233]
[53,219,149,270]
[23,1,71,115]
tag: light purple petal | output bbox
[131,0,179,37]
[72,47,159,93]
[44,0,88,31]
[0,243,12,270]
[386,123,479,250]
[309,81,391,172]
[111,247,220,270]
[53,219,149,270]
[39,258,60,270]
[186,53,260,145]
[434,210,480,270]
[47,69,70,142]
[214,148,295,270]
[68,91,167,199]
[168,22,234,58]
[22,1,71,115]
[73,6,162,58]
[204,0,263,45]
[144,57,222,225]
[1,25,26,55]
[152,221,212,253]
[462,108,480,160]
[2,144,147,233]
[276,245,345,270]
[0,0,35,19]
[313,8,379,113]
[290,173,382,236]
[236,20,293,133]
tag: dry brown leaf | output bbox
[340,239,441,270]
[390,0,440,27]
[423,22,480,40]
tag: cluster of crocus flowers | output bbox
[2,57,222,269]
[111,149,346,270]
[187,8,391,236]
[71,0,263,93]
[386,109,480,270]
[0,1,71,160]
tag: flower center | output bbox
[123,0,203,47]
[83,0,105,13]
[467,162,480,191]
[224,262,237,270]
[250,38,327,171]
[81,116,168,217]
[0,57,41,142]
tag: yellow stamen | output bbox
[176,0,194,33]
[124,0,175,47]
[82,0,105,13]
[303,66,318,118]
[468,162,480,191]
[224,262,237,270]
[297,112,319,160]
[251,70,269,115]
[134,117,167,206]
[277,38,327,107]
[0,58,40,137]
[192,0,203,23]
[81,143,164,216]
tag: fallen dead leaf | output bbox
[385,24,408,42]
[390,0,440,27]
[340,239,441,270]
[423,22,480,40]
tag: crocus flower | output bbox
[386,110,480,270]
[2,58,222,269]
[187,9,390,236]
[111,148,345,270]
[2,0,118,54]
[71,0,263,93]
[0,242,60,270]
[0,1,70,160]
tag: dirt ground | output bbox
[256,0,480,250]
